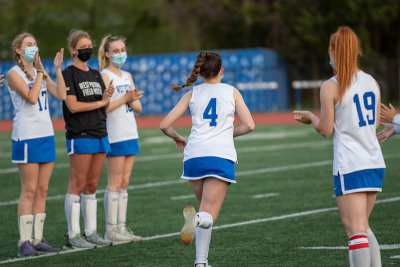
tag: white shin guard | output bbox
[118,190,128,227]
[195,226,212,265]
[65,193,80,238]
[32,213,46,245]
[348,233,371,267]
[367,228,382,267]
[18,214,34,246]
[81,194,97,236]
[104,190,119,231]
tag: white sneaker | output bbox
[195,263,211,267]
[119,226,143,242]
[105,227,132,244]
[181,205,197,245]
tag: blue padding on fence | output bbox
[0,47,288,119]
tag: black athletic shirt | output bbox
[62,65,107,139]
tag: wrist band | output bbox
[36,70,44,74]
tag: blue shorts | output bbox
[107,139,140,157]
[182,156,236,184]
[66,137,110,155]
[12,136,56,163]
[334,168,385,197]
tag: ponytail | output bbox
[171,52,207,92]
[329,26,361,100]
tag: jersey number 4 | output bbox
[203,98,218,126]
[353,92,375,127]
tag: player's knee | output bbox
[35,185,48,199]
[21,188,36,202]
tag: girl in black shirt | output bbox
[62,29,114,249]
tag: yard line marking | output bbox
[171,194,196,200]
[252,193,279,199]
[236,160,332,177]
[1,196,399,265]
[392,255,400,259]
[299,244,400,250]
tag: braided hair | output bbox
[171,51,222,92]
[12,33,47,81]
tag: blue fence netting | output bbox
[0,47,289,119]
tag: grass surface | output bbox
[0,125,399,266]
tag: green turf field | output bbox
[0,124,399,266]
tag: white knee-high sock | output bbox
[104,190,119,231]
[196,211,213,229]
[18,215,34,246]
[195,226,212,265]
[81,193,97,236]
[65,194,80,238]
[348,233,371,267]
[118,190,128,228]
[32,213,46,245]
[367,228,382,267]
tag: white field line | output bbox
[171,194,196,200]
[0,140,329,169]
[0,159,333,207]
[299,244,400,250]
[1,196,399,265]
[252,193,280,199]
[392,255,400,259]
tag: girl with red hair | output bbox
[294,26,385,267]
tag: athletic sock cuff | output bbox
[348,233,369,250]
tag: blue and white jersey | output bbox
[8,65,53,141]
[332,70,385,175]
[101,69,138,143]
[184,83,237,162]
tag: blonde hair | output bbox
[329,26,362,100]
[12,32,47,81]
[98,35,126,70]
[67,29,91,57]
[171,51,222,92]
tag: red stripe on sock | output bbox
[349,235,367,241]
[348,243,369,250]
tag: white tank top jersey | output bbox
[101,69,138,143]
[332,70,385,175]
[8,65,54,141]
[184,83,237,162]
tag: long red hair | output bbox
[329,26,362,100]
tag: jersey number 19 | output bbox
[203,98,218,126]
[353,92,375,127]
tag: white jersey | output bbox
[184,83,237,162]
[8,65,54,141]
[332,70,385,175]
[101,69,138,143]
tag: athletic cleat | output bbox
[84,232,112,247]
[63,234,96,250]
[33,239,61,253]
[195,263,211,267]
[119,226,143,242]
[18,241,39,257]
[105,227,132,244]
[180,205,197,245]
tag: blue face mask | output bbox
[23,46,38,63]
[112,52,127,67]
[329,54,336,70]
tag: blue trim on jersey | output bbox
[334,168,385,197]
[107,139,140,157]
[182,156,236,183]
[12,136,56,163]
[66,137,110,155]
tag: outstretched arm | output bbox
[293,80,337,137]
[160,91,192,149]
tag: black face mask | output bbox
[77,48,93,62]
